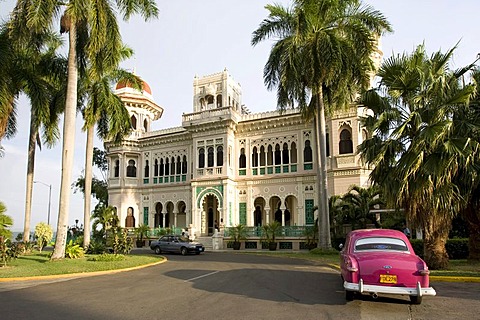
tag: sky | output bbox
[1,0,479,232]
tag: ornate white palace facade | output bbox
[105,69,373,239]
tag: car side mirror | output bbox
[339,243,344,250]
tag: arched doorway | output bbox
[284,195,298,226]
[177,201,187,228]
[125,207,135,228]
[253,197,266,227]
[269,196,282,224]
[202,194,220,236]
[155,202,163,228]
[165,202,173,228]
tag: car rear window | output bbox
[354,237,408,252]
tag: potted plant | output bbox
[135,224,150,248]
[262,221,282,251]
[230,224,248,250]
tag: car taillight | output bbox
[419,269,430,276]
[347,266,358,272]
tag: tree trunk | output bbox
[423,215,451,269]
[465,203,480,260]
[22,116,37,242]
[83,125,94,249]
[314,91,331,249]
[51,21,78,260]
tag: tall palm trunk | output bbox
[423,213,451,269]
[314,90,331,249]
[22,115,37,242]
[465,203,480,260]
[51,21,78,260]
[83,125,94,248]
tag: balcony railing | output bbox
[224,225,316,238]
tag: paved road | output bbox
[0,252,479,320]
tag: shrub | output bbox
[112,228,134,255]
[65,240,85,259]
[34,222,53,252]
[89,253,126,262]
[87,240,107,254]
[446,239,469,259]
[409,238,469,260]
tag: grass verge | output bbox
[0,251,163,279]
[241,251,480,277]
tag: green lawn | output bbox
[0,252,163,278]
[241,251,480,278]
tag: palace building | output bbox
[105,69,374,241]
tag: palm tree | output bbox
[91,204,119,244]
[252,0,391,249]
[21,41,65,243]
[0,24,16,143]
[0,25,66,243]
[358,45,479,268]
[341,185,383,229]
[9,0,158,260]
[80,59,137,249]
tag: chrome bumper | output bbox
[344,280,436,296]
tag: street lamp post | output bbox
[34,181,52,225]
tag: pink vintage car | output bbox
[340,229,436,304]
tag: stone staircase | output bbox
[197,236,213,251]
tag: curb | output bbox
[0,257,167,283]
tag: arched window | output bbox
[160,159,164,176]
[252,147,258,167]
[326,132,330,157]
[176,156,181,174]
[339,129,353,154]
[304,140,313,162]
[267,145,273,165]
[144,160,149,177]
[114,160,120,177]
[171,157,175,175]
[207,147,214,167]
[154,159,159,176]
[126,160,136,177]
[216,94,222,108]
[131,115,137,130]
[239,148,246,168]
[274,144,281,165]
[217,146,223,166]
[260,146,266,166]
[165,158,170,175]
[290,142,297,163]
[143,119,148,132]
[199,148,205,168]
[282,143,289,164]
[182,155,187,174]
[206,95,214,104]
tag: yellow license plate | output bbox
[380,274,397,284]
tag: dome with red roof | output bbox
[115,78,152,95]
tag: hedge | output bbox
[409,238,469,259]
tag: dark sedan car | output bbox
[150,235,205,255]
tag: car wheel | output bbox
[180,247,188,256]
[154,246,162,255]
[410,295,422,305]
[345,290,355,301]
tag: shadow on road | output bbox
[165,267,346,305]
